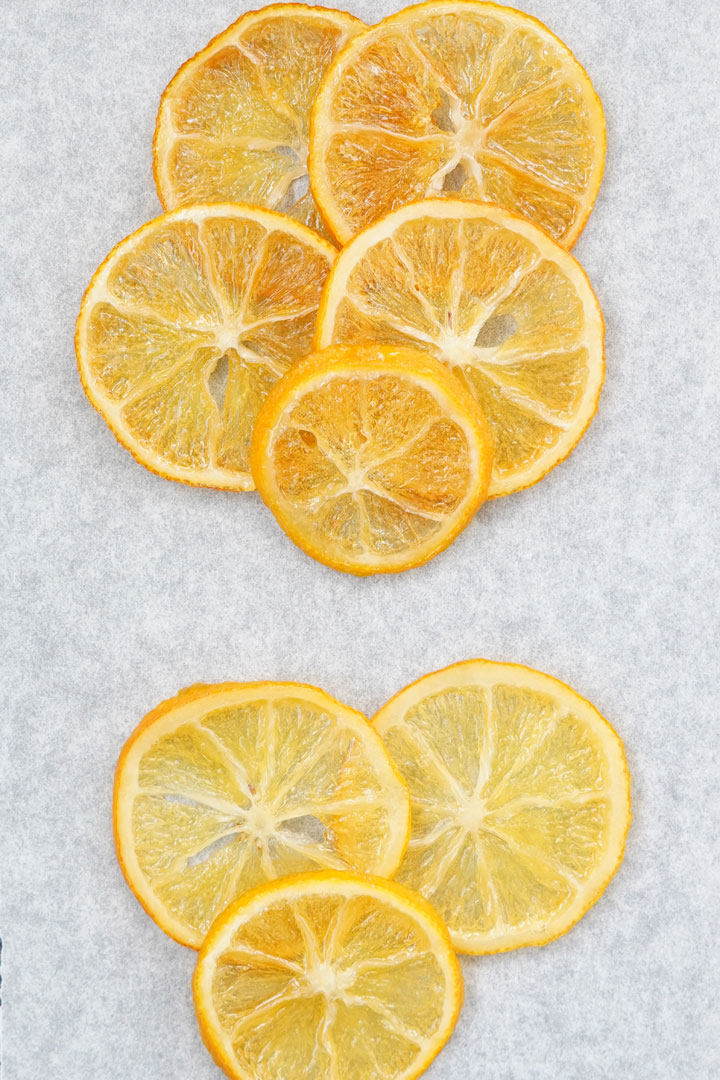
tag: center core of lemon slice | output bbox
[243,802,277,838]
[304,960,354,999]
[213,326,240,353]
[457,116,487,152]
[444,111,490,156]
[456,795,487,832]
[428,107,490,184]
[436,333,480,367]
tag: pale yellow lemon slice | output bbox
[194,872,463,1080]
[373,660,631,953]
[113,682,410,947]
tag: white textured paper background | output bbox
[1,0,718,1076]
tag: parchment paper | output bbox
[1,0,719,1076]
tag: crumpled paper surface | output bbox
[1,0,718,1077]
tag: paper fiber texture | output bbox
[1,0,718,1077]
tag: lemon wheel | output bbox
[113,682,410,947]
[251,343,494,574]
[309,0,605,246]
[315,200,604,497]
[154,4,364,238]
[373,660,631,953]
[193,871,463,1080]
[76,204,334,488]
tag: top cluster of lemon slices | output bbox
[76,0,607,575]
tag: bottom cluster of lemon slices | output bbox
[114,661,630,1080]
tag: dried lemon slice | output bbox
[193,872,463,1080]
[373,660,631,953]
[76,204,334,488]
[309,0,605,246]
[113,682,410,947]
[315,200,604,497]
[154,4,364,237]
[251,344,494,575]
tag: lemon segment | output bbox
[372,660,631,953]
[113,682,411,947]
[193,872,463,1080]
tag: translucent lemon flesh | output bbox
[114,684,409,946]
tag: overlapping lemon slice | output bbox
[154,4,363,237]
[194,872,463,1080]
[315,200,604,497]
[251,343,494,574]
[76,204,334,488]
[373,660,631,953]
[113,682,410,947]
[309,0,605,246]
